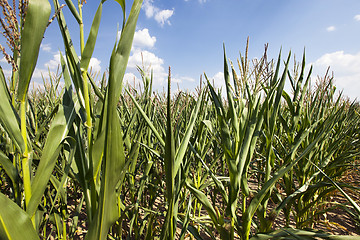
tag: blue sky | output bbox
[2,0,360,99]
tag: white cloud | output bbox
[89,57,101,73]
[172,76,195,83]
[326,26,336,32]
[142,0,174,26]
[143,0,156,18]
[312,51,360,100]
[354,15,360,21]
[154,9,174,26]
[41,43,52,52]
[211,72,225,89]
[44,52,61,70]
[128,49,167,85]
[36,53,101,84]
[124,72,142,86]
[32,68,47,79]
[133,28,156,49]
[125,28,195,89]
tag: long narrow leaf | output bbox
[0,193,40,240]
[17,0,51,101]
[0,68,24,153]
[27,88,79,217]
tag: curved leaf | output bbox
[85,1,143,239]
[0,193,40,240]
[0,151,19,187]
[17,0,51,101]
[27,88,79,217]
[64,0,81,23]
[80,3,103,72]
[0,68,24,152]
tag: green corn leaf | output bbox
[174,88,204,176]
[113,0,126,27]
[85,1,143,239]
[185,180,219,226]
[17,0,51,101]
[242,111,339,238]
[240,98,265,197]
[273,173,318,217]
[126,88,165,147]
[178,195,193,240]
[189,143,228,203]
[0,68,24,153]
[64,0,81,23]
[85,91,126,240]
[0,67,11,100]
[27,88,79,217]
[0,193,40,240]
[251,227,360,240]
[206,78,232,155]
[269,52,290,133]
[109,0,142,100]
[0,151,19,188]
[205,74,226,118]
[60,52,72,89]
[311,162,360,215]
[282,91,295,116]
[54,0,86,109]
[223,45,239,137]
[88,72,104,101]
[161,71,177,239]
[80,3,103,72]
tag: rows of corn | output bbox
[0,0,360,239]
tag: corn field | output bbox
[0,0,360,239]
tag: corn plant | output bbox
[0,0,51,237]
[0,0,143,239]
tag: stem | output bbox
[62,206,67,240]
[79,0,92,147]
[79,1,84,53]
[82,72,92,144]
[20,100,31,207]
[230,217,234,240]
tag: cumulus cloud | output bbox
[133,28,156,49]
[143,0,156,18]
[125,28,196,88]
[154,9,174,26]
[172,76,196,83]
[41,43,52,52]
[44,52,61,70]
[312,51,360,100]
[142,0,174,26]
[123,72,142,86]
[326,26,336,32]
[128,49,167,84]
[354,15,360,21]
[34,53,101,84]
[32,68,47,79]
[89,57,101,73]
[211,72,225,89]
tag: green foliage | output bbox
[0,0,359,239]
